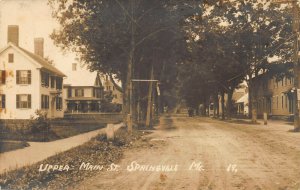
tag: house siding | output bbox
[0,46,64,119]
[252,72,297,117]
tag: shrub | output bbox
[29,110,50,134]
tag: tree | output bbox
[181,0,293,120]
[49,0,199,125]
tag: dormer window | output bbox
[8,53,14,63]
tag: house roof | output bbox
[64,70,102,87]
[19,47,66,77]
[0,43,66,77]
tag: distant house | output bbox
[236,93,249,116]
[102,75,123,105]
[0,25,65,119]
[252,72,295,118]
[217,84,248,116]
[63,64,104,113]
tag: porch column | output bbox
[98,101,101,112]
[75,101,80,113]
[87,101,91,113]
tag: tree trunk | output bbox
[216,94,220,118]
[249,78,257,123]
[124,48,134,127]
[146,65,154,127]
[221,92,225,120]
[227,88,234,119]
[213,93,218,118]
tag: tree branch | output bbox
[136,27,170,47]
[109,74,123,93]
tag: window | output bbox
[67,87,72,98]
[8,53,14,63]
[0,95,6,109]
[0,70,6,84]
[51,76,55,88]
[16,94,31,109]
[75,89,84,97]
[286,95,288,108]
[56,97,62,110]
[277,96,278,109]
[41,71,49,87]
[282,96,284,109]
[94,88,101,98]
[41,95,49,109]
[16,70,31,84]
[281,79,283,86]
[56,77,63,90]
[72,63,77,71]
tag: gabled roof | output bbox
[64,70,102,87]
[0,43,66,77]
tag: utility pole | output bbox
[292,0,300,130]
[273,0,300,130]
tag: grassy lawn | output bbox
[0,141,30,153]
[0,128,149,190]
[0,123,106,142]
[52,124,106,138]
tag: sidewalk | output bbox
[0,124,122,174]
[216,117,295,132]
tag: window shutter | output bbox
[28,94,31,108]
[47,96,49,109]
[2,95,5,109]
[28,70,31,84]
[60,97,62,110]
[75,90,78,97]
[56,97,58,110]
[16,71,20,84]
[16,95,20,108]
[2,71,6,84]
[41,95,44,109]
[68,87,71,98]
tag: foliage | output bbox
[48,0,199,118]
[180,0,294,115]
[29,110,50,134]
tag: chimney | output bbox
[34,38,44,57]
[7,25,19,46]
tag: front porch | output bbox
[65,98,102,113]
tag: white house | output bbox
[62,62,123,113]
[63,63,104,113]
[0,25,66,119]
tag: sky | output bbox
[0,0,77,75]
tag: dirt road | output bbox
[76,116,300,190]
